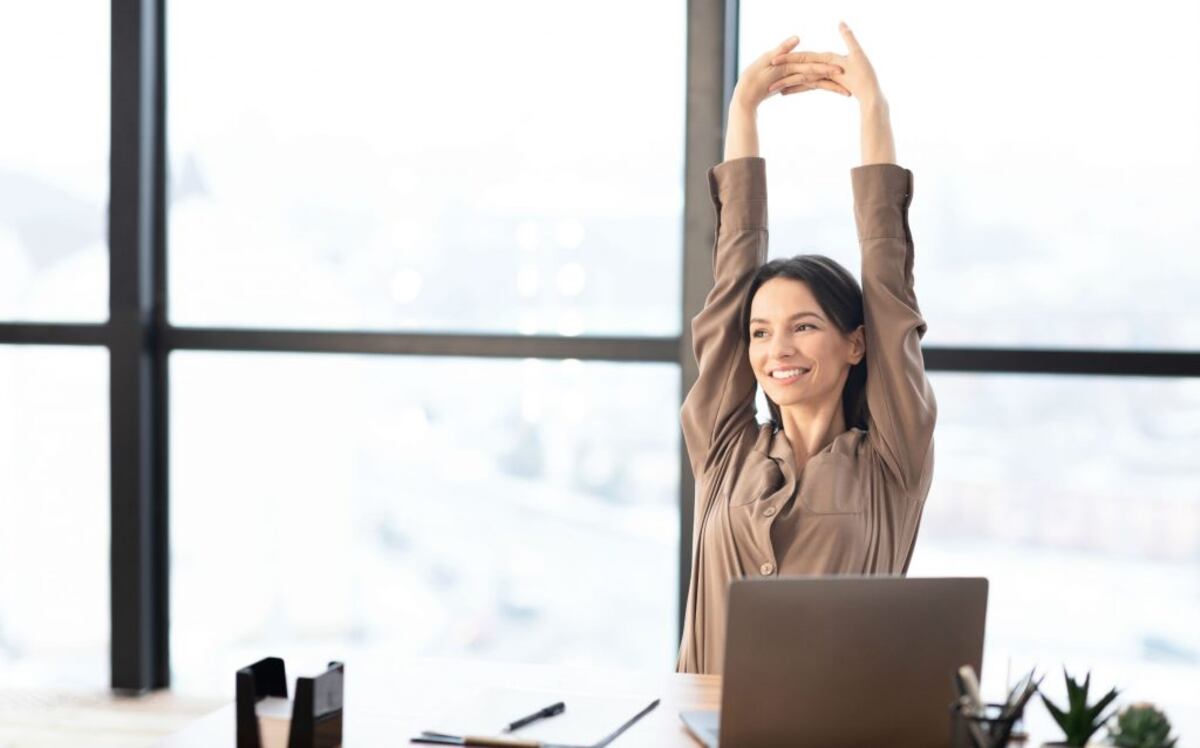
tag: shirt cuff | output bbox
[850,163,913,241]
[708,157,768,231]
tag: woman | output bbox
[677,23,937,675]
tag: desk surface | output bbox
[158,658,720,747]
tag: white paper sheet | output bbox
[429,687,657,746]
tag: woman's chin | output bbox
[764,380,834,410]
[765,387,806,407]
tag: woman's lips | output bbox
[768,367,810,385]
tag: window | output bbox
[741,1,1200,349]
[0,4,109,321]
[169,352,680,694]
[912,373,1200,739]
[0,346,109,689]
[167,0,686,335]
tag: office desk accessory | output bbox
[411,734,539,747]
[958,666,985,711]
[414,698,659,748]
[505,701,566,732]
[236,657,344,748]
[950,667,1040,748]
[950,702,1021,748]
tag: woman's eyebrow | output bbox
[748,311,825,325]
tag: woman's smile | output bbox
[768,366,811,385]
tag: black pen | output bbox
[503,701,565,733]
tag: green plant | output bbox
[1109,703,1178,748]
[1038,668,1119,746]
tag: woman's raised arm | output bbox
[682,38,846,478]
[776,23,935,489]
[837,23,936,490]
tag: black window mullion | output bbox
[164,327,679,362]
[0,323,110,346]
[924,347,1200,378]
[679,0,738,641]
[109,0,168,692]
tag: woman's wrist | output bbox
[857,90,888,116]
[729,87,760,119]
[724,96,761,162]
[858,91,896,165]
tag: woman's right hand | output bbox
[724,36,846,160]
[731,36,847,112]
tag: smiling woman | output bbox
[742,255,868,437]
[676,25,937,675]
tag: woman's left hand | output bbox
[770,22,883,104]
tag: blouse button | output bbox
[760,562,775,576]
[763,506,777,518]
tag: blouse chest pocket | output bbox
[798,454,865,515]
[727,458,786,506]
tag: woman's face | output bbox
[747,277,864,413]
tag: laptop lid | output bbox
[719,576,987,748]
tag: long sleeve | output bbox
[851,163,937,493]
[681,157,768,479]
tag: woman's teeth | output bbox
[771,368,807,379]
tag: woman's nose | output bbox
[769,335,795,358]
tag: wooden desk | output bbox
[158,658,720,747]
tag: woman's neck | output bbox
[779,398,847,467]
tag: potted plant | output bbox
[1038,669,1119,747]
[1108,702,1178,748]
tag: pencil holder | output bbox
[950,701,1021,748]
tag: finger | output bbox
[780,84,814,96]
[770,51,841,66]
[773,61,844,78]
[764,35,800,59]
[839,21,863,54]
[812,79,852,97]
[767,72,834,94]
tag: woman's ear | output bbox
[848,325,866,365]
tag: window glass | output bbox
[170,352,680,695]
[168,1,686,335]
[913,373,1200,739]
[740,1,1200,350]
[0,345,109,689]
[0,4,109,322]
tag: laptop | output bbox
[680,576,988,748]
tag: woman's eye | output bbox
[751,330,766,339]
[795,324,814,332]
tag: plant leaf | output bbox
[1086,687,1120,724]
[1042,693,1070,731]
[1065,669,1085,714]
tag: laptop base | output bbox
[680,709,720,748]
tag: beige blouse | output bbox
[675,157,937,675]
